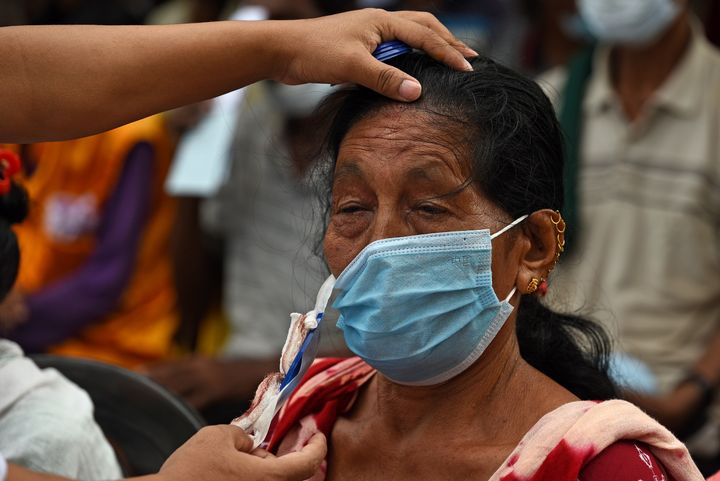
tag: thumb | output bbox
[267,433,327,480]
[358,59,422,102]
[227,425,255,453]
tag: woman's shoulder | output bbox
[579,440,674,481]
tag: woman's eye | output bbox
[337,204,367,214]
[415,203,447,215]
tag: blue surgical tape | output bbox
[278,312,323,390]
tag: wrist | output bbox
[246,20,296,84]
[225,20,283,85]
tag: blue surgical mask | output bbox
[578,0,680,45]
[331,216,527,386]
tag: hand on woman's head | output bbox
[273,9,476,101]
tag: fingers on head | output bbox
[388,16,473,72]
[393,11,477,57]
[353,56,421,102]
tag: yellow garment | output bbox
[196,307,230,356]
[12,116,178,368]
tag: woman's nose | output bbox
[366,205,411,243]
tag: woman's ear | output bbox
[515,209,564,295]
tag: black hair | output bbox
[0,182,29,300]
[314,53,617,400]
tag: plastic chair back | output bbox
[31,354,205,476]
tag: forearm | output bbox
[0,21,282,143]
[12,268,128,351]
[631,324,720,433]
[0,11,474,143]
[7,464,157,481]
[7,464,68,481]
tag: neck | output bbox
[367,319,552,445]
[611,11,691,121]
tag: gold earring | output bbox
[550,211,566,268]
[527,277,540,294]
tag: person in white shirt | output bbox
[540,0,720,463]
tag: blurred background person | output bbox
[0,115,177,368]
[378,0,592,74]
[0,338,122,480]
[517,0,592,73]
[150,81,347,423]
[539,0,720,473]
[148,0,353,424]
[0,161,122,480]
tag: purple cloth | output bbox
[9,143,154,352]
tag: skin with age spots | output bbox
[321,108,578,481]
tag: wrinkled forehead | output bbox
[334,105,475,182]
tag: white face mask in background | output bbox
[578,0,681,45]
[268,83,336,117]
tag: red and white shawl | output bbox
[267,357,704,481]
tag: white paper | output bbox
[164,5,269,197]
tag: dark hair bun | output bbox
[0,181,28,299]
[0,182,29,225]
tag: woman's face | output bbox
[323,107,526,297]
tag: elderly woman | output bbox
[261,53,704,481]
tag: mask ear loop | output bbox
[503,287,517,303]
[490,215,529,240]
[489,215,528,304]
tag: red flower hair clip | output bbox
[0,150,21,195]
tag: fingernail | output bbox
[399,79,422,101]
[463,59,474,71]
[458,42,479,57]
